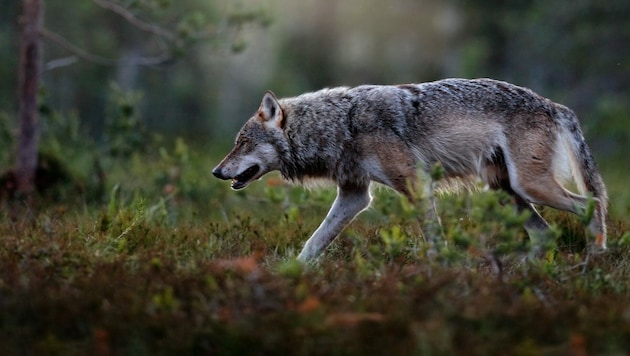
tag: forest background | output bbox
[1,0,630,354]
[1,0,628,150]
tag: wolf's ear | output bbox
[258,91,284,128]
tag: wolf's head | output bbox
[212,91,286,190]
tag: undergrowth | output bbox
[1,109,630,354]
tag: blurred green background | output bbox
[1,0,629,155]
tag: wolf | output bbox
[212,78,608,262]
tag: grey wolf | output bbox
[212,78,608,262]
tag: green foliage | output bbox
[0,112,14,167]
[176,11,208,48]
[104,83,150,158]
[589,97,630,147]
[379,225,407,260]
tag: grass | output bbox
[1,139,630,355]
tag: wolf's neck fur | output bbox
[277,89,353,182]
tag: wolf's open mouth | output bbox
[231,165,260,190]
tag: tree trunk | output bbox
[16,0,43,196]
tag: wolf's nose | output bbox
[212,167,227,180]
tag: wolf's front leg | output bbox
[297,185,371,262]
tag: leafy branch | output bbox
[41,28,173,68]
[91,0,177,42]
[42,0,269,69]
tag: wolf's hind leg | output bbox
[297,184,371,262]
[513,194,550,232]
[492,183,552,246]
[486,157,551,247]
[515,178,607,249]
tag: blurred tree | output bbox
[9,0,268,199]
[16,0,43,196]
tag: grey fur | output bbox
[213,78,608,262]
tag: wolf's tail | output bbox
[556,105,608,246]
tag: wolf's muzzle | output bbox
[212,167,229,180]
